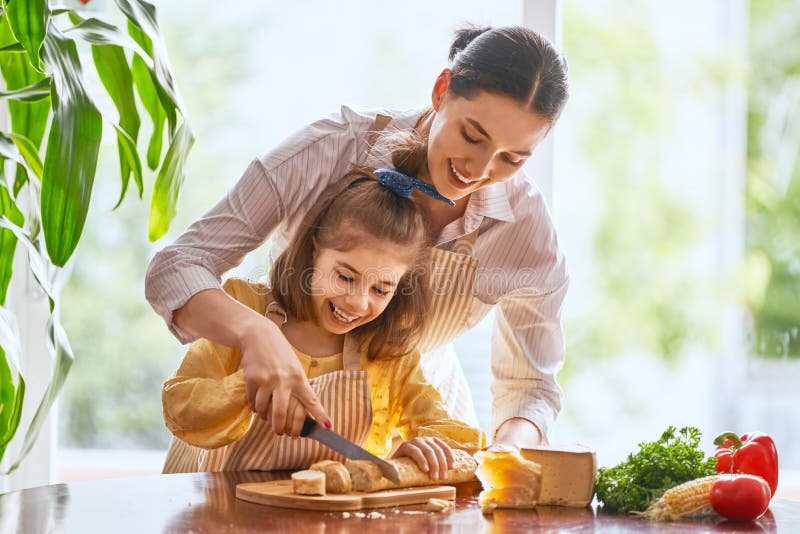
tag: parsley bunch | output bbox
[595,426,717,513]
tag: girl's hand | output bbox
[240,319,331,437]
[392,437,454,480]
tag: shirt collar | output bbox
[465,180,515,223]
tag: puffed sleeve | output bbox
[160,278,269,448]
[392,353,486,454]
[161,339,252,449]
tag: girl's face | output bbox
[426,69,552,201]
[310,242,409,335]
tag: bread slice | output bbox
[291,469,326,496]
[310,460,352,494]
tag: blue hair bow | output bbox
[374,168,455,206]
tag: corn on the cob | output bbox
[642,475,722,521]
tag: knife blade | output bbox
[300,417,401,485]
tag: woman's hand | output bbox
[171,287,332,438]
[485,417,543,452]
[240,319,332,437]
[392,436,454,480]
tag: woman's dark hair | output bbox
[448,25,569,123]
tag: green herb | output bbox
[595,425,718,513]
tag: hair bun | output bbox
[449,25,492,62]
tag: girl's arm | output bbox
[161,339,252,449]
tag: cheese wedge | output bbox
[520,445,596,507]
[474,451,542,513]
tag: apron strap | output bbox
[448,226,480,258]
[342,334,362,370]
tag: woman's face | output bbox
[310,242,409,335]
[426,70,552,201]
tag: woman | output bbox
[146,25,569,452]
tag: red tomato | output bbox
[710,474,772,522]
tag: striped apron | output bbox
[417,231,482,427]
[366,114,485,427]
[163,336,372,473]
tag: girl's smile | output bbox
[312,244,409,336]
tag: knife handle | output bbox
[300,417,317,437]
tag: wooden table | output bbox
[1,471,797,533]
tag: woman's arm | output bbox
[171,287,331,433]
[489,276,569,450]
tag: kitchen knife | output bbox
[300,417,401,485]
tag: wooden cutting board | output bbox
[236,479,456,511]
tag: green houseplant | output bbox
[0,0,192,473]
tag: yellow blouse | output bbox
[162,278,485,458]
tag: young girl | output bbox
[161,164,484,477]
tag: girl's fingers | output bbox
[433,437,455,471]
[415,440,443,480]
[405,444,430,474]
[437,446,451,479]
[427,439,449,480]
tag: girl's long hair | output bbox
[270,150,433,360]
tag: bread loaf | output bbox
[291,470,326,496]
[309,460,352,494]
[347,448,477,492]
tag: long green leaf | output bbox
[0,350,25,462]
[115,0,183,108]
[0,42,25,52]
[120,2,179,134]
[0,77,50,102]
[12,169,26,198]
[131,53,164,170]
[149,121,194,240]
[0,15,51,196]
[63,15,178,174]
[112,124,143,208]
[9,133,44,180]
[0,183,24,305]
[0,215,54,311]
[40,29,102,267]
[4,0,49,72]
[0,132,31,172]
[4,312,73,474]
[0,307,25,465]
[65,16,151,64]
[92,44,142,202]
